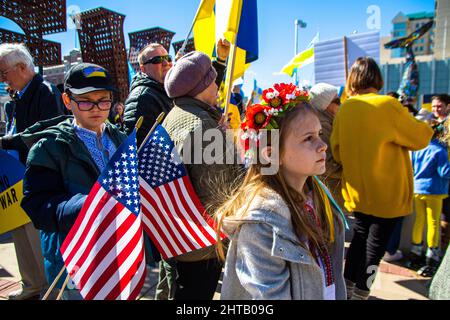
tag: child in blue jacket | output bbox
[409,122,450,276]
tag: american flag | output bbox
[138,124,225,260]
[60,131,146,300]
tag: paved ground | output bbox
[0,228,432,301]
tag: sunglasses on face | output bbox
[143,55,172,65]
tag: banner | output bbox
[314,31,380,87]
[0,150,30,234]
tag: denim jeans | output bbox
[386,217,405,255]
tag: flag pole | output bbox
[41,266,66,300]
[137,112,166,154]
[179,0,205,54]
[223,43,238,119]
[56,273,72,301]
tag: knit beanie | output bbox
[309,83,338,111]
[164,51,218,99]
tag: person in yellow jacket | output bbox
[330,57,433,300]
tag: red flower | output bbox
[274,83,297,102]
[262,88,283,108]
[243,104,273,130]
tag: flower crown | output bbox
[240,83,310,157]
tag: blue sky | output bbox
[0,0,435,95]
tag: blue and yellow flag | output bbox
[193,0,258,81]
[193,0,258,128]
[0,150,30,234]
[280,32,319,77]
[193,0,216,59]
[216,0,258,81]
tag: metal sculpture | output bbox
[384,20,434,109]
[73,7,129,102]
[172,38,195,56]
[0,0,66,66]
[128,27,175,73]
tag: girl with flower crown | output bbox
[215,83,348,300]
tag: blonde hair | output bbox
[214,104,340,261]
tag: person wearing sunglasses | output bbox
[19,63,127,300]
[309,83,344,211]
[123,39,231,148]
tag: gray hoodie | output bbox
[220,188,346,300]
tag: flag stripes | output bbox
[140,176,219,260]
[61,182,146,300]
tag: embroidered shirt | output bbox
[73,122,117,172]
[304,194,336,300]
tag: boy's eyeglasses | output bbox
[70,97,112,111]
[143,55,172,65]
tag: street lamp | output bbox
[294,19,307,84]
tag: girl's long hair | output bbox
[215,103,341,261]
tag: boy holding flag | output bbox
[20,63,127,299]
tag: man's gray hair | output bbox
[138,43,164,65]
[0,43,35,71]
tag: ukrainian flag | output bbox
[193,0,216,59]
[193,0,258,129]
[193,0,258,81]
[216,0,258,81]
[280,33,319,77]
[83,66,107,78]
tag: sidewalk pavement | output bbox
[0,230,431,301]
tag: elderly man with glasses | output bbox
[0,43,67,300]
[123,40,230,147]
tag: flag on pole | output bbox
[281,32,319,77]
[216,0,259,81]
[193,0,258,81]
[138,125,225,260]
[60,131,146,300]
[193,0,216,58]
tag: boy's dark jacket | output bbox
[20,115,126,234]
[19,116,126,285]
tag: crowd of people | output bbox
[0,40,450,301]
